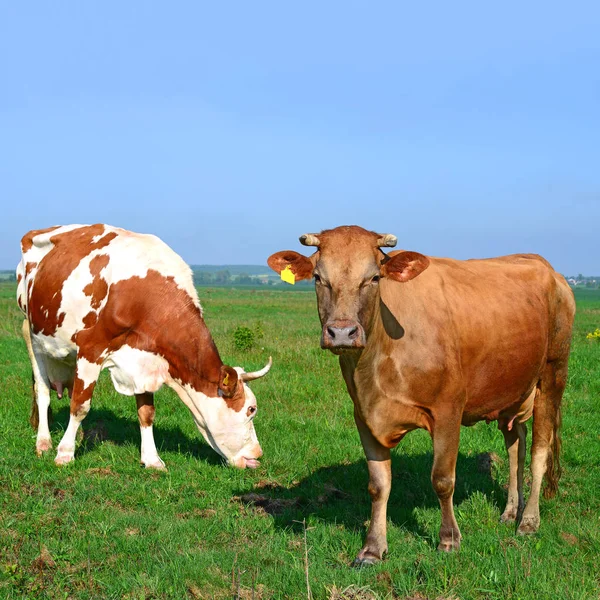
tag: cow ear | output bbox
[219,366,239,398]
[267,251,314,281]
[381,251,430,282]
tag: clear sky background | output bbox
[1,1,598,274]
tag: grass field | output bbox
[0,282,599,599]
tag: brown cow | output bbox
[268,225,575,565]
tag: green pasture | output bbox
[0,283,599,599]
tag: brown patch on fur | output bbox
[82,311,98,328]
[219,366,245,411]
[82,254,111,310]
[20,226,61,252]
[25,225,117,335]
[17,273,22,284]
[89,253,110,276]
[74,269,235,402]
[83,277,108,309]
[136,393,156,427]
[70,377,95,415]
[25,261,37,275]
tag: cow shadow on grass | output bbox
[233,451,508,546]
[49,405,223,466]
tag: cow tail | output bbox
[29,372,39,429]
[543,402,562,499]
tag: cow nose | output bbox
[323,321,365,349]
[327,325,359,340]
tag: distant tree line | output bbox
[192,269,312,287]
[565,275,599,289]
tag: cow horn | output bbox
[299,234,321,247]
[241,356,273,382]
[377,234,397,248]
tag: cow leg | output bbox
[352,411,391,566]
[431,417,462,551]
[518,361,566,534]
[55,361,100,465]
[136,393,165,469]
[22,319,53,455]
[499,420,526,523]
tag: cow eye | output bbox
[371,275,380,283]
[313,273,321,283]
[247,405,257,418]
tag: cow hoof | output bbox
[352,546,385,567]
[55,453,74,466]
[500,510,517,523]
[352,555,379,568]
[142,458,166,470]
[438,539,461,552]
[36,438,53,456]
[517,517,539,535]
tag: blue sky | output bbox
[1,1,598,274]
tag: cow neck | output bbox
[161,311,223,397]
[365,286,384,342]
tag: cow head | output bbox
[182,358,272,469]
[267,226,429,352]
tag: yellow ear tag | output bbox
[223,373,230,386]
[281,264,295,285]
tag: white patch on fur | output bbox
[55,399,91,464]
[77,357,102,389]
[99,227,201,312]
[31,331,75,362]
[140,426,165,468]
[103,346,170,396]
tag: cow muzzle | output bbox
[231,444,263,469]
[321,320,366,351]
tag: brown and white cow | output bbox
[17,224,271,469]
[268,225,575,565]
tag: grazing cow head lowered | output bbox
[186,358,273,469]
[267,226,430,352]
